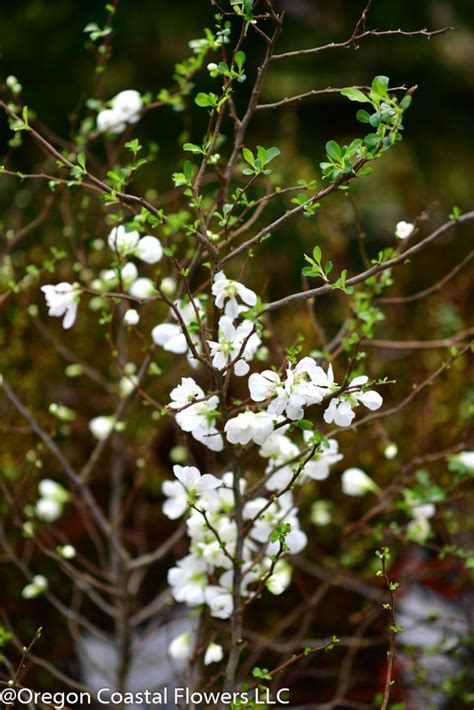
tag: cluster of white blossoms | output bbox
[152,298,206,365]
[156,271,385,653]
[243,360,382,433]
[41,223,163,330]
[34,479,69,523]
[39,260,386,664]
[163,466,302,625]
[96,89,143,134]
[169,378,223,452]
[22,574,48,600]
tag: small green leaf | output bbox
[183,142,205,155]
[242,147,255,166]
[326,140,342,161]
[235,50,246,71]
[341,87,371,103]
[195,92,217,108]
[356,109,371,123]
[371,75,390,98]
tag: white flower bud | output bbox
[395,221,414,240]
[384,443,398,460]
[135,236,163,264]
[341,468,379,496]
[204,643,224,665]
[58,545,76,559]
[22,575,48,599]
[160,277,177,296]
[35,497,63,522]
[123,309,140,326]
[169,631,193,660]
[128,278,156,299]
[89,415,115,441]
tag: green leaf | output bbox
[341,87,371,103]
[242,147,255,166]
[195,92,217,108]
[256,145,267,165]
[294,419,313,430]
[77,152,86,172]
[371,75,389,98]
[265,146,281,163]
[235,50,246,71]
[400,95,412,111]
[356,109,371,123]
[183,142,204,155]
[326,140,342,161]
[125,138,142,154]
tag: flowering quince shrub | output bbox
[0,2,473,708]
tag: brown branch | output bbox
[265,211,474,312]
[271,27,454,63]
[256,84,406,111]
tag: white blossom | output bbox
[112,89,142,124]
[452,451,474,471]
[211,270,257,318]
[35,498,63,522]
[35,480,68,522]
[118,372,138,398]
[249,358,332,421]
[301,438,343,482]
[58,545,76,559]
[163,465,222,518]
[341,468,379,496]
[205,571,234,619]
[173,465,222,496]
[349,375,383,410]
[128,277,156,299]
[406,516,431,543]
[266,560,292,595]
[191,425,224,452]
[384,443,398,460]
[97,90,142,134]
[412,502,436,520]
[310,501,332,526]
[208,316,260,376]
[41,282,80,329]
[21,575,48,599]
[96,109,126,134]
[152,299,204,355]
[204,643,224,665]
[121,262,139,286]
[107,225,140,256]
[135,235,163,264]
[169,377,204,411]
[224,411,274,446]
[38,479,69,502]
[168,554,208,605]
[161,277,177,296]
[123,309,139,326]
[323,398,355,427]
[324,374,382,428]
[89,415,115,441]
[169,630,193,661]
[169,378,223,452]
[395,220,414,240]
